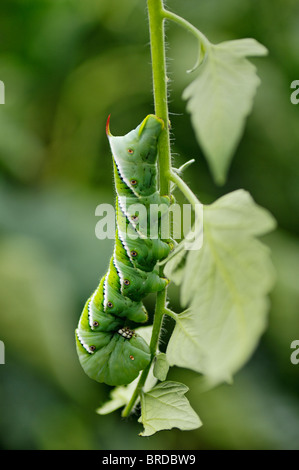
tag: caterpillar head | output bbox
[106,114,164,165]
[107,115,164,197]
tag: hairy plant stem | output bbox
[122,2,205,419]
[169,170,202,213]
[162,8,210,48]
[122,0,171,418]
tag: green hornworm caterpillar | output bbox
[75,115,172,386]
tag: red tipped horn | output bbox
[106,114,111,136]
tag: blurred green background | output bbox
[0,0,299,450]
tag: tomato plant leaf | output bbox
[182,38,268,185]
[138,381,201,436]
[153,353,169,382]
[165,190,276,385]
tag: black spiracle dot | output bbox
[89,345,96,352]
[107,301,113,308]
[92,321,99,327]
[123,279,130,286]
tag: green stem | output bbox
[169,170,202,213]
[162,8,210,49]
[121,291,167,418]
[148,0,172,196]
[122,0,171,418]
[164,307,178,320]
[121,364,150,417]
